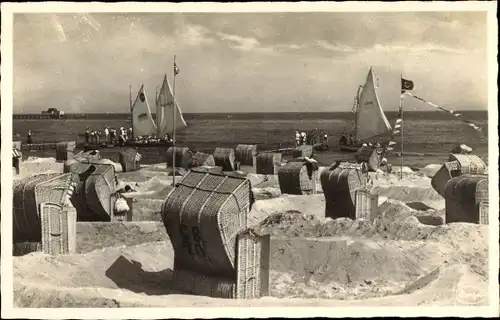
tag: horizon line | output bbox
[12,110,489,115]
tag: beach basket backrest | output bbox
[214,147,236,171]
[479,201,489,225]
[320,166,366,219]
[449,154,486,175]
[255,153,282,175]
[40,202,76,255]
[84,163,116,220]
[235,144,258,166]
[13,173,73,242]
[163,170,251,278]
[444,174,488,224]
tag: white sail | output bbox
[131,84,157,137]
[156,75,188,137]
[355,67,393,142]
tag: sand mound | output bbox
[369,174,444,210]
[253,187,281,200]
[420,164,443,178]
[249,194,325,226]
[76,222,166,254]
[18,160,63,179]
[270,237,442,298]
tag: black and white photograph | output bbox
[1,1,498,318]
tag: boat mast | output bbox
[129,84,134,140]
[352,85,362,139]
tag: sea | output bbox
[12,111,489,168]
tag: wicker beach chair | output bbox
[444,174,488,224]
[255,152,282,175]
[213,147,236,171]
[320,162,367,220]
[235,144,258,166]
[166,146,193,169]
[55,141,76,162]
[277,161,318,195]
[161,170,255,298]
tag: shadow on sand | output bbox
[105,255,180,295]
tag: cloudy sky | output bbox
[13,11,487,113]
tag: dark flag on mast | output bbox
[401,78,414,93]
[174,61,180,76]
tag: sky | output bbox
[12,11,488,113]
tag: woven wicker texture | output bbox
[172,268,237,298]
[189,152,216,168]
[235,229,270,299]
[355,188,379,221]
[40,203,77,255]
[55,141,76,161]
[13,242,41,256]
[291,145,313,159]
[354,146,383,171]
[431,161,461,197]
[448,154,487,175]
[444,174,488,224]
[166,147,193,169]
[479,201,489,225]
[119,148,141,172]
[13,173,73,242]
[320,165,367,219]
[278,162,318,195]
[191,166,224,174]
[235,144,258,166]
[83,163,116,221]
[214,147,236,171]
[162,170,254,298]
[255,153,282,175]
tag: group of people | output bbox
[339,132,357,146]
[295,129,329,147]
[84,126,173,147]
[84,127,131,146]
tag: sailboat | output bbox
[130,84,157,138]
[127,74,188,146]
[155,74,188,138]
[339,67,393,152]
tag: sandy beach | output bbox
[11,156,488,308]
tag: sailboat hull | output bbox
[339,144,361,152]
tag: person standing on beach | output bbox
[301,131,307,145]
[323,132,328,148]
[110,128,116,145]
[295,130,300,147]
[85,128,90,144]
[27,130,33,144]
[104,127,109,144]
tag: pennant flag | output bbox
[396,118,402,124]
[394,124,401,129]
[389,141,396,146]
[174,61,180,76]
[386,147,394,151]
[393,130,400,135]
[401,78,414,91]
[402,92,484,133]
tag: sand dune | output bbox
[12,161,489,307]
